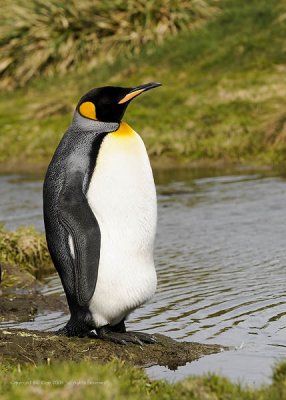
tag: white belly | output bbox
[87,124,157,327]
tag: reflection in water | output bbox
[0,170,286,385]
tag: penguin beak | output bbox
[118,82,161,104]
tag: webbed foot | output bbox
[128,331,157,344]
[96,325,157,345]
[56,318,92,338]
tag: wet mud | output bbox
[0,293,68,323]
[0,263,68,322]
[0,329,224,369]
[0,262,225,369]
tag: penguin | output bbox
[43,82,161,345]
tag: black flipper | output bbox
[59,170,100,306]
[44,117,119,333]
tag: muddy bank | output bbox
[0,263,225,371]
[0,262,67,322]
[0,281,225,371]
[0,288,225,370]
[0,158,278,177]
[0,293,68,323]
[0,329,224,369]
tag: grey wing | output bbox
[58,170,100,306]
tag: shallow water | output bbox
[1,169,286,385]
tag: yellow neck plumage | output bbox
[112,121,135,137]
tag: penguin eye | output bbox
[79,101,97,120]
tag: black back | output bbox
[43,113,119,324]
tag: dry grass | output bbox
[2,0,286,167]
[0,225,52,277]
[0,0,219,89]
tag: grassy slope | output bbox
[1,360,286,399]
[1,0,286,170]
[0,225,52,280]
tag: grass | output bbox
[1,359,286,399]
[0,225,52,278]
[1,0,286,170]
[0,0,217,89]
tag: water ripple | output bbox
[1,170,286,384]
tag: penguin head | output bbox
[76,82,161,123]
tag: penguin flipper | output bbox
[58,171,100,307]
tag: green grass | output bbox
[1,0,286,170]
[0,225,52,279]
[0,0,217,89]
[1,359,286,399]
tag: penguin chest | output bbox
[87,124,157,327]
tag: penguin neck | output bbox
[72,112,119,133]
[112,121,135,137]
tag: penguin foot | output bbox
[127,331,157,344]
[56,326,90,338]
[56,319,92,338]
[96,326,156,345]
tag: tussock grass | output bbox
[0,225,52,277]
[1,0,286,168]
[0,0,219,89]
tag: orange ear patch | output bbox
[79,101,96,120]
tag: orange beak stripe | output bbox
[118,89,145,104]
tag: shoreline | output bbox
[0,328,224,369]
[0,158,284,177]
[0,261,224,370]
[0,264,224,370]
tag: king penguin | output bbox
[43,82,161,344]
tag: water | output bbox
[1,169,286,385]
